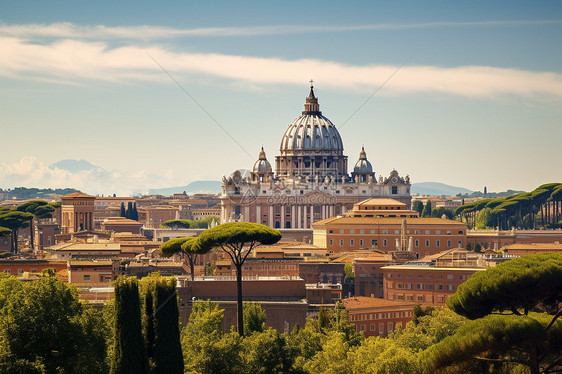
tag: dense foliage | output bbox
[0,273,108,374]
[161,217,219,230]
[455,183,562,229]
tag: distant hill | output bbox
[50,159,101,173]
[411,182,473,196]
[149,181,222,195]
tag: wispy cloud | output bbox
[0,20,560,40]
[1,36,562,100]
[0,156,177,195]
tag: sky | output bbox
[1,0,561,196]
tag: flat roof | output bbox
[382,265,486,271]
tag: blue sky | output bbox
[1,1,561,195]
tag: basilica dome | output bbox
[279,85,344,154]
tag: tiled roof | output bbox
[318,217,464,226]
[356,198,406,206]
[61,192,95,199]
[343,296,413,309]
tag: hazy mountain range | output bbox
[149,181,475,196]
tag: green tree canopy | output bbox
[447,253,562,319]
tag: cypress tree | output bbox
[111,277,149,374]
[422,201,432,217]
[120,202,126,218]
[126,202,133,220]
[133,202,139,221]
[152,277,183,374]
[143,287,155,364]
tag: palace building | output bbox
[221,84,412,229]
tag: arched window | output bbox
[285,221,291,229]
[275,221,281,229]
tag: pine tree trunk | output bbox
[236,263,244,337]
[29,219,34,250]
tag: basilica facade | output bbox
[221,84,411,229]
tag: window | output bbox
[3,269,10,275]
[425,240,430,247]
[340,240,344,247]
[447,285,454,291]
[407,283,412,289]
[360,325,365,331]
[415,239,419,247]
[382,229,388,234]
[447,274,453,280]
[350,239,354,246]
[370,324,375,331]
[416,283,423,289]
[392,186,398,194]
[425,230,430,234]
[329,239,333,246]
[458,240,462,248]
[17,269,24,275]
[379,323,385,335]
[84,275,90,281]
[388,274,393,278]
[414,230,420,234]
[427,274,432,279]
[350,229,355,234]
[447,240,452,247]
[436,240,440,248]
[340,229,344,234]
[328,230,334,233]
[359,239,363,246]
[459,275,464,280]
[436,230,441,234]
[360,229,364,234]
[387,322,394,333]
[394,230,400,234]
[370,230,376,234]
[383,239,387,247]
[371,239,377,246]
[458,231,463,234]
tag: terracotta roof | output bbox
[61,192,96,199]
[317,217,464,226]
[51,243,120,251]
[502,243,562,251]
[69,260,113,266]
[355,198,406,206]
[343,296,413,310]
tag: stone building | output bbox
[221,84,411,229]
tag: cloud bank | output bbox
[0,156,177,196]
[1,20,560,40]
[1,35,562,101]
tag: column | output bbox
[280,205,285,228]
[256,205,261,224]
[291,205,296,229]
[297,206,302,229]
[342,205,347,215]
[329,205,334,218]
[309,205,314,227]
[269,206,274,227]
[244,206,250,222]
[303,205,308,229]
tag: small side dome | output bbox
[253,147,272,174]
